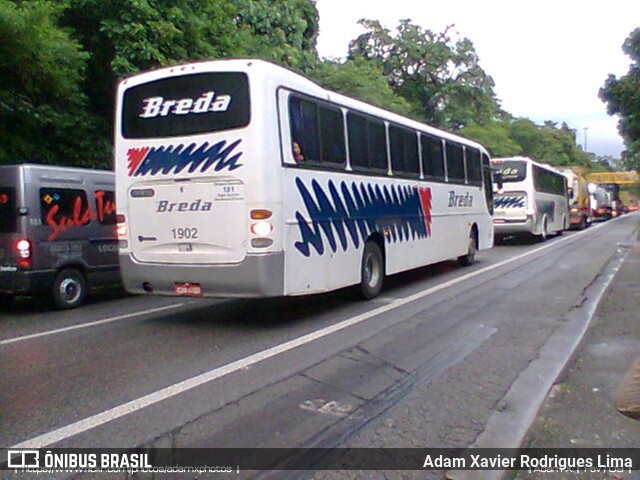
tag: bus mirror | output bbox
[493,171,503,191]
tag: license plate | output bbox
[174,282,203,296]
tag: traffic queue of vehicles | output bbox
[0,161,632,309]
[0,62,636,308]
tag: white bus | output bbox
[491,157,569,241]
[114,59,494,299]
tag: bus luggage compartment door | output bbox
[128,179,246,264]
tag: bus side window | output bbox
[421,134,444,180]
[466,148,483,186]
[289,96,319,164]
[445,142,465,183]
[318,105,345,166]
[390,125,419,177]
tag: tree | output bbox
[0,0,109,166]
[460,120,522,157]
[309,58,413,116]
[233,0,319,72]
[348,19,500,130]
[600,27,640,170]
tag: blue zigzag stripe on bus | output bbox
[494,196,525,208]
[126,140,243,177]
[294,177,433,257]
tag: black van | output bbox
[0,164,120,308]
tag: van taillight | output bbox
[116,213,128,238]
[15,239,32,267]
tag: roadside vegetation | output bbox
[0,1,637,171]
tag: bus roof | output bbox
[118,58,490,156]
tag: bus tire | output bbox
[359,241,384,299]
[52,268,87,309]
[458,229,477,267]
[537,216,548,242]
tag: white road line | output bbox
[0,303,186,346]
[7,217,622,449]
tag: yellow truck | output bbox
[557,167,591,229]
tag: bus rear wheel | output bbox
[537,216,548,242]
[458,230,477,267]
[52,268,87,309]
[359,241,384,299]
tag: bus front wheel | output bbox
[359,241,384,299]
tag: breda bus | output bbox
[492,157,569,241]
[114,60,495,299]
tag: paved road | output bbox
[1,214,637,476]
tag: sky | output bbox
[315,0,640,159]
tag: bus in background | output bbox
[556,166,590,229]
[491,157,569,242]
[0,164,119,308]
[589,183,613,220]
[114,59,494,300]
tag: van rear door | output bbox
[0,186,18,267]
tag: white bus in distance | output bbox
[492,157,569,242]
[114,59,495,300]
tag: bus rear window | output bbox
[494,160,526,182]
[0,187,17,233]
[122,72,250,139]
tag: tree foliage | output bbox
[0,0,109,166]
[600,27,640,170]
[348,19,500,130]
[461,117,594,169]
[0,3,601,172]
[309,57,413,116]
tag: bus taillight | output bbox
[116,213,128,248]
[250,209,272,220]
[250,221,273,236]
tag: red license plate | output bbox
[174,282,203,297]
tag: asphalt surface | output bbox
[513,226,640,480]
[0,213,638,479]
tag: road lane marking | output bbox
[7,215,631,449]
[0,303,187,346]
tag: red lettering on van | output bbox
[45,196,95,241]
[94,191,116,222]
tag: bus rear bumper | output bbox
[493,217,535,235]
[119,252,285,298]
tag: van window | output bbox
[40,188,91,226]
[94,190,117,225]
[0,187,17,233]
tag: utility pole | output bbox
[583,127,589,152]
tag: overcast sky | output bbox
[315,0,640,158]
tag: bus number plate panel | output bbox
[174,282,203,296]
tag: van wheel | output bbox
[52,268,87,309]
[359,241,384,299]
[458,230,477,266]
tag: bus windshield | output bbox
[121,72,250,139]
[494,160,526,182]
[0,187,17,233]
